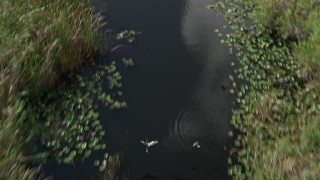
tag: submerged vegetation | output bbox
[209,0,320,178]
[0,0,129,178]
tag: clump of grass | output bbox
[246,0,320,69]
[102,154,121,180]
[0,0,105,96]
[0,0,106,178]
[0,100,42,179]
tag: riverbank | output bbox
[0,0,105,178]
[210,0,320,178]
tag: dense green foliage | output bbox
[209,0,320,179]
[0,0,110,178]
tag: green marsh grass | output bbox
[0,0,105,96]
[209,0,320,178]
[0,0,106,178]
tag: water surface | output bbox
[45,0,235,179]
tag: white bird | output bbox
[141,139,158,153]
[192,141,200,148]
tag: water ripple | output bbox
[164,109,200,152]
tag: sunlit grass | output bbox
[0,0,105,178]
[0,0,105,96]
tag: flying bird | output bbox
[141,139,158,153]
[192,141,200,148]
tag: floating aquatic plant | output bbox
[209,0,320,178]
[122,58,135,67]
[23,60,127,165]
[116,30,142,44]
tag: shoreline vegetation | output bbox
[2,0,319,179]
[209,0,320,179]
[0,0,109,178]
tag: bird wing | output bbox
[192,141,199,147]
[141,140,146,145]
[147,140,158,147]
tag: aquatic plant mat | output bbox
[208,0,320,179]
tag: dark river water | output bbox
[45,0,235,179]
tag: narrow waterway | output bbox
[45,0,235,179]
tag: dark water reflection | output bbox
[45,0,235,179]
[101,0,235,179]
